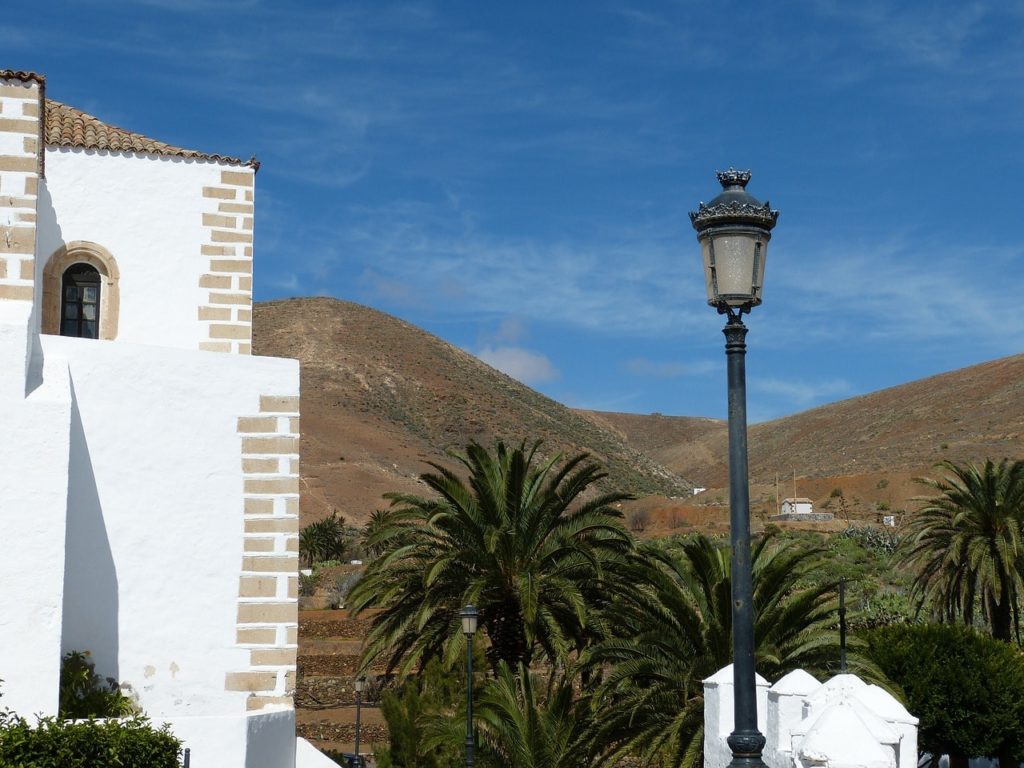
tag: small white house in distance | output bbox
[0,69,326,767]
[770,497,834,523]
[782,498,814,516]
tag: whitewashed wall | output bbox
[706,665,919,768]
[44,334,298,718]
[36,149,232,349]
[0,341,72,715]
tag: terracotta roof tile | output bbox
[43,99,257,169]
[0,69,46,84]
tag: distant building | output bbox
[770,497,833,522]
[0,70,314,767]
[782,497,814,516]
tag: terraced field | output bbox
[296,609,388,758]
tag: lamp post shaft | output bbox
[354,688,362,763]
[723,314,767,768]
[839,578,848,673]
[466,634,475,767]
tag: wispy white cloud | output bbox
[625,358,717,379]
[807,0,991,69]
[483,317,528,345]
[766,234,1024,351]
[753,376,853,408]
[131,0,260,10]
[271,273,302,293]
[328,197,705,337]
[476,345,560,385]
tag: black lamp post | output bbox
[460,604,479,768]
[354,676,366,764]
[690,168,778,768]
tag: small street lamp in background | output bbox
[460,604,479,768]
[690,168,779,768]
[354,676,366,765]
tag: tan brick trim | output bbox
[41,242,120,338]
[209,259,252,273]
[229,392,299,709]
[246,696,292,711]
[222,170,254,187]
[211,229,253,244]
[242,436,299,454]
[203,186,237,199]
[0,284,33,300]
[237,627,277,644]
[0,226,35,253]
[260,395,300,412]
[202,213,237,228]
[225,671,277,692]
[199,341,232,353]
[198,168,256,353]
[201,245,236,256]
[251,649,297,666]
[238,416,279,432]
[0,155,36,171]
[0,118,37,134]
[198,304,231,319]
[0,196,35,208]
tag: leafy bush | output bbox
[854,590,915,630]
[59,650,137,719]
[835,526,899,555]
[0,711,180,768]
[864,624,1024,762]
[299,570,323,597]
[375,657,466,768]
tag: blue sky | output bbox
[9,1,1024,421]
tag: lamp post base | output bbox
[727,731,767,768]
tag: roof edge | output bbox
[44,99,260,170]
[0,69,46,85]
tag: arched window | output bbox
[42,242,120,340]
[61,264,101,339]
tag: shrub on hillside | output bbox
[864,623,1024,764]
[835,526,899,555]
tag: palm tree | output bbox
[347,440,633,677]
[473,663,600,768]
[899,458,1024,642]
[587,533,850,768]
[298,510,351,567]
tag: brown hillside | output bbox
[579,354,1024,522]
[252,297,692,524]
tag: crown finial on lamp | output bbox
[716,168,751,189]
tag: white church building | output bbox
[0,69,317,766]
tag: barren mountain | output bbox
[580,354,1024,527]
[252,297,692,524]
[586,354,1024,488]
[254,297,1023,530]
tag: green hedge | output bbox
[865,623,1024,762]
[0,711,181,768]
